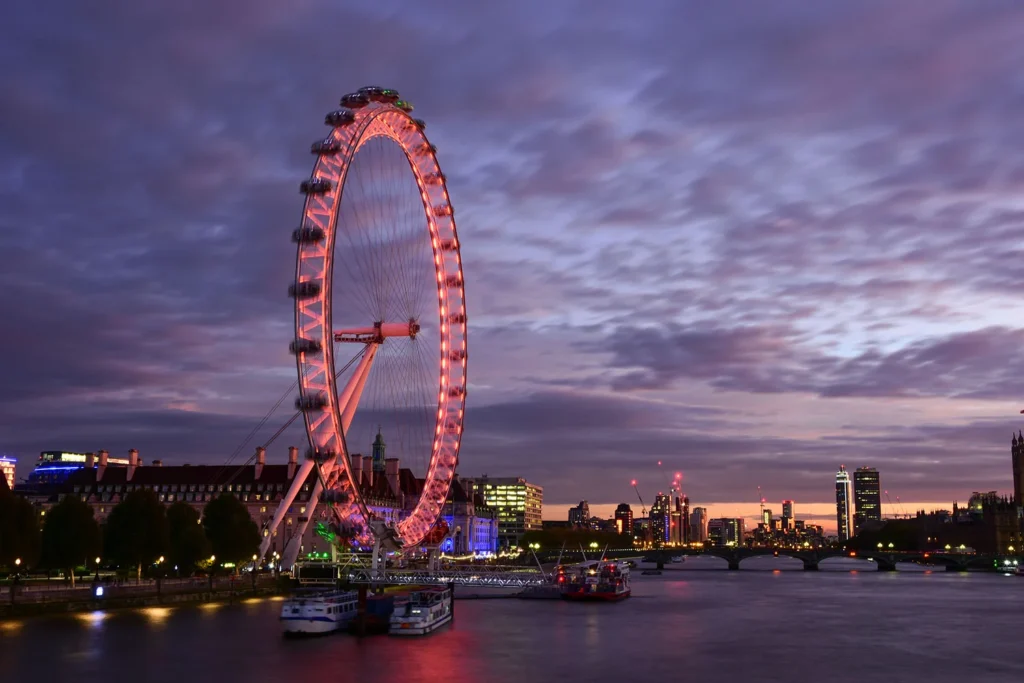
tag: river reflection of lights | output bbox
[75,611,108,627]
[1,620,24,634]
[142,607,173,624]
[199,602,222,613]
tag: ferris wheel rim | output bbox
[291,96,467,550]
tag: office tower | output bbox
[614,503,634,537]
[853,466,881,527]
[650,493,671,546]
[836,465,853,542]
[469,476,543,547]
[690,507,708,543]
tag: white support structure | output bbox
[259,346,378,567]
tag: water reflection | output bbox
[0,572,1021,683]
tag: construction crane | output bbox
[631,479,652,547]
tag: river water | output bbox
[2,560,1022,683]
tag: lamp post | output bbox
[251,554,258,590]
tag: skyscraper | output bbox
[690,507,708,543]
[465,476,543,547]
[853,466,882,528]
[781,500,794,530]
[835,465,853,542]
[614,503,634,537]
[650,493,671,546]
[1013,432,1023,512]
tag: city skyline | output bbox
[4,1,1024,515]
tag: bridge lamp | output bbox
[589,542,598,549]
[95,557,101,565]
[887,542,894,549]
[14,558,21,567]
[1009,546,1015,553]
[944,544,951,551]
[877,542,883,549]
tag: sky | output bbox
[3,1,1024,531]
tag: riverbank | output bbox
[1,578,283,620]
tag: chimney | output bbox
[152,459,163,467]
[127,449,138,481]
[288,446,299,479]
[85,452,95,469]
[97,450,109,482]
[255,446,266,479]
[349,455,362,489]
[363,455,374,487]
[385,457,400,497]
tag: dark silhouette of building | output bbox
[568,500,590,527]
[371,428,386,473]
[1013,432,1023,513]
[853,466,882,528]
[614,503,633,537]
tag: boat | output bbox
[280,589,359,636]
[559,560,631,602]
[389,587,453,635]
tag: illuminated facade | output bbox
[690,507,708,543]
[853,466,881,528]
[708,517,744,547]
[0,455,16,490]
[836,465,853,542]
[464,476,542,547]
[650,493,671,546]
[19,446,498,562]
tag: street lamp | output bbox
[877,542,883,549]
[589,542,598,549]
[14,558,21,567]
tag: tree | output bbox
[167,501,211,575]
[104,489,169,581]
[202,494,260,570]
[41,495,101,587]
[0,488,41,569]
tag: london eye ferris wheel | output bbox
[260,86,467,565]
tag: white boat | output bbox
[389,587,453,635]
[280,589,359,636]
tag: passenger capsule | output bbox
[412,118,426,130]
[394,100,414,113]
[300,178,332,195]
[340,92,370,109]
[289,338,323,355]
[295,394,329,411]
[292,225,326,243]
[288,280,322,299]
[305,447,336,462]
[310,137,341,155]
[379,88,400,103]
[325,109,355,126]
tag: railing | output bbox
[337,564,552,588]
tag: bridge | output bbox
[637,547,1010,572]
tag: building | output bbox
[0,455,16,490]
[690,507,708,543]
[465,476,542,548]
[614,503,633,537]
[17,444,499,561]
[853,466,881,528]
[781,499,794,529]
[836,465,853,543]
[708,518,744,547]
[568,500,590,527]
[1012,432,1023,513]
[650,493,671,546]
